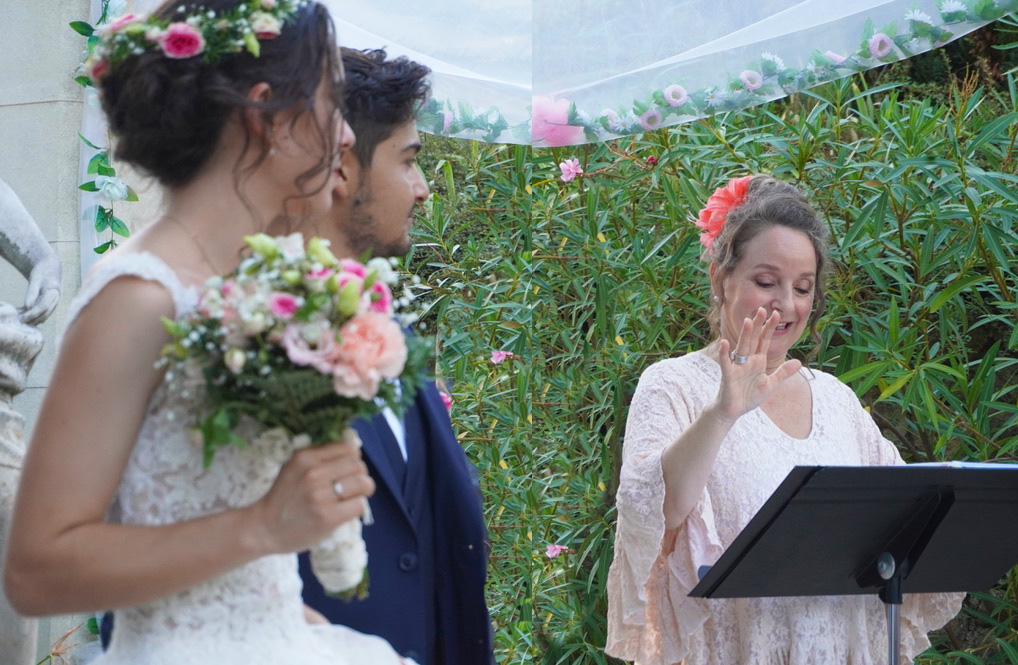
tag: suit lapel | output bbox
[352,418,413,527]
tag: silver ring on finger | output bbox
[729,350,749,365]
[332,480,345,499]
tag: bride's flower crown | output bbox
[82,0,308,85]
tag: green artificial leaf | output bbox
[78,133,103,150]
[79,180,99,192]
[74,75,92,88]
[86,616,99,635]
[93,240,114,254]
[125,186,140,202]
[109,216,131,237]
[69,21,94,37]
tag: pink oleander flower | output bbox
[282,322,338,374]
[824,50,847,65]
[646,155,658,166]
[869,33,893,59]
[249,11,282,39]
[102,13,144,35]
[439,390,452,412]
[546,544,572,558]
[441,110,453,134]
[368,281,393,314]
[331,313,407,400]
[696,175,753,251]
[532,96,584,147]
[639,109,662,131]
[491,350,518,364]
[559,158,583,183]
[663,84,688,107]
[268,292,300,319]
[159,22,206,59]
[739,70,763,91]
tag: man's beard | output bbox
[343,187,411,259]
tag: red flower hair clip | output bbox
[695,175,753,252]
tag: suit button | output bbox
[399,552,419,572]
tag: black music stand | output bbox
[689,464,1018,665]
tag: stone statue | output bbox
[0,177,61,665]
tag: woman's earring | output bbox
[268,146,277,157]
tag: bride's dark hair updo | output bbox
[98,0,342,190]
[707,175,830,356]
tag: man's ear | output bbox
[333,147,361,201]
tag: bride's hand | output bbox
[715,307,802,422]
[247,439,375,555]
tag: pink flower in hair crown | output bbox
[159,22,206,59]
[695,175,752,251]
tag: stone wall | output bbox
[1,1,95,663]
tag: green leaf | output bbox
[78,133,103,150]
[125,186,140,202]
[79,180,99,192]
[69,21,94,37]
[74,75,92,88]
[929,274,986,313]
[93,240,114,254]
[109,216,131,237]
[877,371,913,402]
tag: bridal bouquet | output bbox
[160,232,430,598]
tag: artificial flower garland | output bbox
[82,0,307,85]
[695,175,752,252]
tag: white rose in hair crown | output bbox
[160,232,432,598]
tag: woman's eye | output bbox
[755,281,774,288]
[795,286,813,295]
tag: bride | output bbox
[3,1,411,663]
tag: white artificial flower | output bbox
[940,0,966,14]
[905,10,933,23]
[704,87,727,108]
[95,175,129,202]
[366,257,397,284]
[761,52,786,69]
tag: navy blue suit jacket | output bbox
[298,381,493,665]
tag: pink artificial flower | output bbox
[824,50,847,65]
[663,84,688,107]
[339,259,367,279]
[260,0,279,8]
[695,175,753,251]
[368,281,393,314]
[84,55,110,84]
[869,33,893,59]
[268,292,300,319]
[103,13,144,35]
[739,70,763,91]
[282,323,337,374]
[439,390,452,413]
[639,109,662,131]
[532,96,584,147]
[441,110,453,134]
[331,313,408,400]
[646,155,658,166]
[159,22,206,59]
[546,544,572,558]
[559,158,583,183]
[304,266,334,291]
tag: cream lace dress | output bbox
[606,351,962,665]
[70,252,410,665]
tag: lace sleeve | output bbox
[606,358,725,665]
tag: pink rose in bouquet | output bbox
[331,313,408,400]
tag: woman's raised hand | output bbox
[715,307,802,422]
[246,438,375,556]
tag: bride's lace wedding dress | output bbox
[71,252,409,665]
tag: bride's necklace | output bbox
[164,215,229,277]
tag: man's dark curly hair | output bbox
[340,47,431,167]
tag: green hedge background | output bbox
[412,23,1018,665]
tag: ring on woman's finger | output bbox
[332,480,345,499]
[729,350,749,365]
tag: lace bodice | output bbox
[69,252,405,665]
[606,351,963,665]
